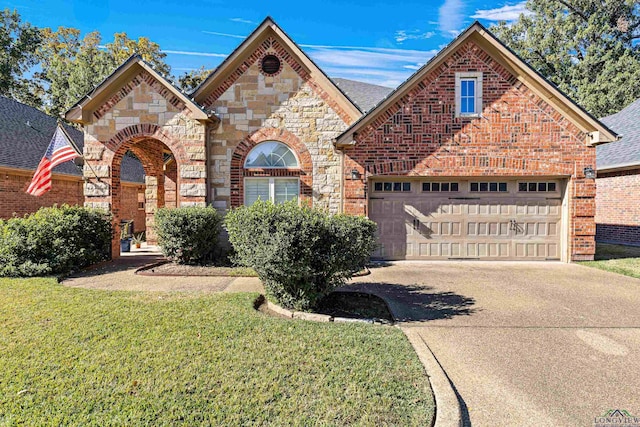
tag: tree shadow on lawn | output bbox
[338,282,477,323]
[65,253,166,279]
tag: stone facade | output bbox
[342,41,596,261]
[203,38,349,214]
[82,71,207,252]
[596,169,640,245]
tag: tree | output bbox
[37,28,170,117]
[0,9,43,107]
[491,0,640,117]
[105,32,169,76]
[177,66,212,92]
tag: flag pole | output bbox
[56,120,102,182]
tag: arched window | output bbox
[244,141,300,206]
[244,141,298,168]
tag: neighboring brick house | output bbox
[596,100,640,246]
[65,18,616,261]
[0,95,146,232]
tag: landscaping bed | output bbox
[0,278,434,426]
[137,261,258,277]
[315,291,394,322]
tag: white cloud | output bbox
[202,30,246,39]
[162,49,228,57]
[438,0,464,36]
[472,2,528,21]
[230,17,257,25]
[395,30,435,43]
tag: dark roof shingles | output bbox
[0,95,144,183]
[331,78,394,113]
[598,99,640,169]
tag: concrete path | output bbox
[347,262,640,426]
[62,246,263,293]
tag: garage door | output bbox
[369,179,564,261]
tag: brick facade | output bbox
[342,41,596,261]
[596,169,640,245]
[0,167,144,229]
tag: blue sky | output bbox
[2,0,528,88]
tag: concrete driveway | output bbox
[347,262,640,426]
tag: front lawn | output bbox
[0,278,434,426]
[580,243,640,279]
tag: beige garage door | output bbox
[369,179,564,261]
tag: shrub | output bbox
[0,205,112,277]
[154,206,223,265]
[225,200,378,311]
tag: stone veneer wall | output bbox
[203,40,349,214]
[82,70,207,253]
[342,41,596,261]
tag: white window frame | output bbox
[244,177,300,205]
[243,141,300,169]
[455,72,483,118]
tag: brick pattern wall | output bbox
[596,169,640,245]
[342,41,596,261]
[0,170,83,218]
[203,37,349,213]
[0,169,144,231]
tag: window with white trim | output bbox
[244,141,298,168]
[243,142,300,206]
[244,178,299,205]
[455,72,482,117]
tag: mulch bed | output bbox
[315,291,394,322]
[136,261,258,277]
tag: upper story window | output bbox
[244,141,298,168]
[455,72,483,117]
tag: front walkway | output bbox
[346,261,640,426]
[62,244,263,293]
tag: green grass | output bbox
[581,243,640,279]
[0,278,434,426]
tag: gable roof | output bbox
[191,17,362,122]
[331,78,394,113]
[597,99,640,171]
[335,21,618,147]
[65,55,215,124]
[1,95,144,183]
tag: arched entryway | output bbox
[93,123,206,258]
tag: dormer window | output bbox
[455,72,483,117]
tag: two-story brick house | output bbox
[65,18,616,261]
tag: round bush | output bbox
[154,206,223,265]
[225,200,378,311]
[0,205,112,277]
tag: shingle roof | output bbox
[598,99,640,170]
[331,78,394,113]
[0,95,144,183]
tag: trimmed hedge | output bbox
[0,205,112,277]
[225,200,378,311]
[154,206,223,265]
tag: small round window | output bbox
[261,55,281,76]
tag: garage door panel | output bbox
[370,179,563,261]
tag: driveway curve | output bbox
[347,261,640,426]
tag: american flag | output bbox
[26,125,80,196]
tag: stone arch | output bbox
[104,123,188,161]
[230,128,313,207]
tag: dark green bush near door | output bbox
[155,206,223,265]
[225,200,378,311]
[0,205,112,277]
